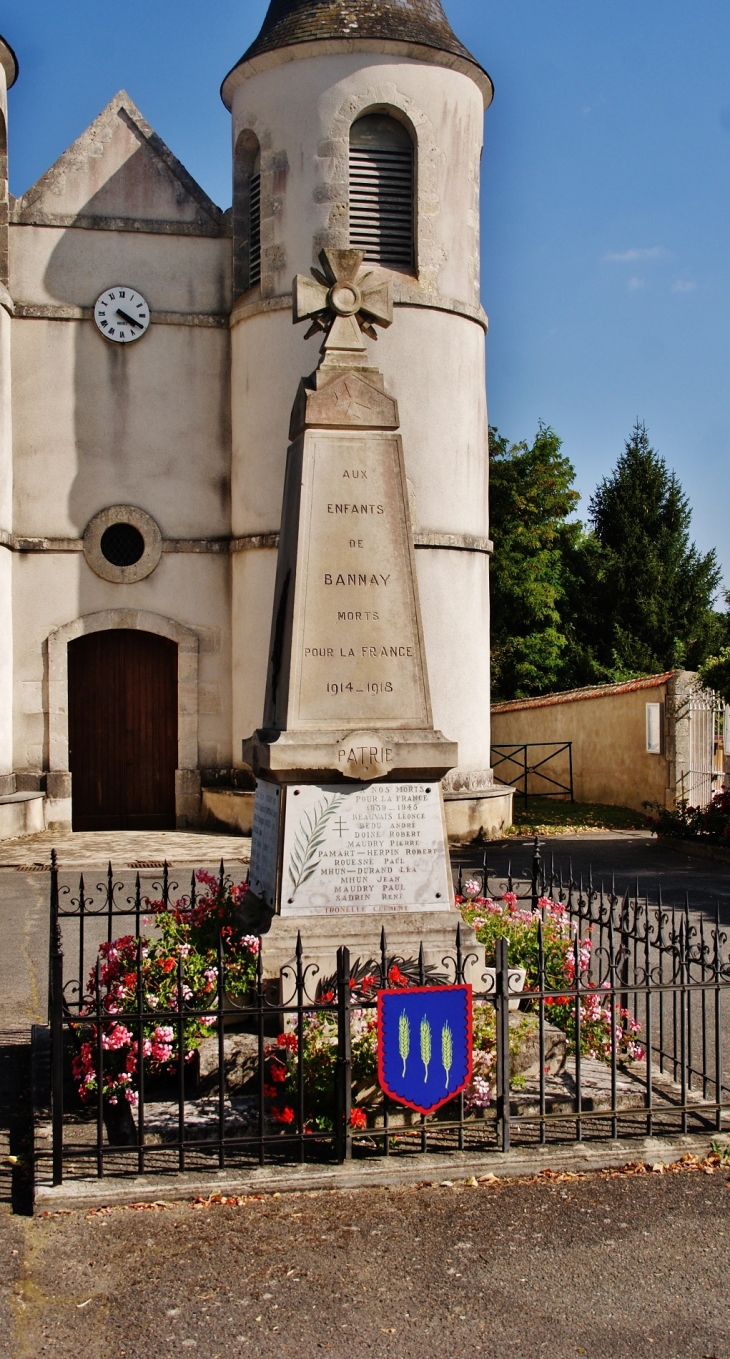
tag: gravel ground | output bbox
[2,1164,729,1359]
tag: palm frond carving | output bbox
[287,793,345,896]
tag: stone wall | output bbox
[491,677,677,813]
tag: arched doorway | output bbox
[68,629,178,831]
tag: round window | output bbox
[83,506,162,583]
[100,523,145,567]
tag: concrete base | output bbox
[32,1130,724,1214]
[0,791,45,840]
[444,784,514,841]
[244,907,483,991]
[201,787,255,835]
[657,835,730,865]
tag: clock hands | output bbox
[115,308,143,329]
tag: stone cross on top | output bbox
[293,248,392,365]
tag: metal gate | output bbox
[681,688,726,808]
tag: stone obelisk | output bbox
[243,250,461,965]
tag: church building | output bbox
[0,1,512,840]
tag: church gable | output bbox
[11,91,224,236]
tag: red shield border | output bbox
[376,984,473,1115]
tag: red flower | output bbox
[270,1062,287,1083]
[161,958,176,974]
[277,1033,298,1051]
[263,1083,278,1098]
[387,965,412,989]
[273,1106,295,1124]
[320,989,335,1003]
[350,1108,367,1129]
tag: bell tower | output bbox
[223,0,512,837]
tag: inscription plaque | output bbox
[279,782,452,916]
[248,780,282,908]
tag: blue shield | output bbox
[377,985,473,1115]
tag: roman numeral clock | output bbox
[93,287,150,344]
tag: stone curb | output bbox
[33,1131,726,1214]
[656,836,730,866]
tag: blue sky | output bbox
[4,1,730,587]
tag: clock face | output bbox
[94,287,150,344]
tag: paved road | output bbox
[2,1165,728,1358]
[454,833,730,919]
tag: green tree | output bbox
[582,422,722,674]
[489,423,581,700]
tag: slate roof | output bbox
[223,0,489,98]
[242,0,474,62]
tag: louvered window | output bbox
[249,168,261,288]
[349,114,414,270]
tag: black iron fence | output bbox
[491,742,573,804]
[40,847,730,1185]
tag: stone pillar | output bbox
[240,251,474,973]
[225,36,504,835]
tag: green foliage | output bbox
[489,423,581,700]
[698,643,730,705]
[489,419,725,696]
[646,789,730,842]
[581,422,722,675]
[510,798,648,835]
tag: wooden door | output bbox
[68,629,178,831]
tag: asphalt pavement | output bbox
[455,833,730,919]
[2,1163,729,1358]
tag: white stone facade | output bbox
[0,21,512,837]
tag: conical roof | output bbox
[222,0,491,106]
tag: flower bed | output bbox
[646,789,730,845]
[70,871,645,1137]
[263,989,538,1130]
[71,871,259,1109]
[457,882,645,1067]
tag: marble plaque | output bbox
[248,779,282,907]
[287,430,430,729]
[279,782,452,917]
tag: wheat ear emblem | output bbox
[441,1021,453,1090]
[398,1011,410,1078]
[420,1016,432,1083]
